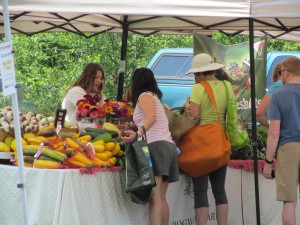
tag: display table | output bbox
[1,161,300,225]
[168,160,300,225]
[0,165,149,225]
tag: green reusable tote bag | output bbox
[223,81,249,150]
[125,131,155,205]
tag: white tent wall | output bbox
[1,1,300,225]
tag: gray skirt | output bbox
[148,140,179,182]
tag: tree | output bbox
[1,32,298,115]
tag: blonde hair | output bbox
[282,57,300,76]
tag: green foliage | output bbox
[0,31,297,116]
[231,125,268,160]
[7,33,192,114]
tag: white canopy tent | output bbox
[1,1,300,225]
[0,0,300,41]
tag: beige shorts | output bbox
[276,142,300,201]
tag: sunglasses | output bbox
[278,69,288,76]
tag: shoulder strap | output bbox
[201,81,221,122]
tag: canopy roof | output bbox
[1,0,300,41]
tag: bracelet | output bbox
[265,158,273,164]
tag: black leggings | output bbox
[192,164,228,208]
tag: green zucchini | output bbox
[23,156,35,163]
[59,132,76,138]
[79,132,100,138]
[41,148,66,162]
[84,127,116,134]
[39,156,59,162]
[92,133,112,143]
[38,129,56,137]
[23,148,39,156]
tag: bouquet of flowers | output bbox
[76,94,106,122]
[102,99,134,123]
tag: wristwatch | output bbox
[265,158,273,164]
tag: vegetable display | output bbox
[1,116,126,169]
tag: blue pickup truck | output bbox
[147,48,300,108]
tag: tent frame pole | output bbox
[249,17,261,225]
[117,16,128,100]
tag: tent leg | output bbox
[2,1,29,224]
[117,16,128,100]
[249,17,261,225]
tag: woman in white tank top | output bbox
[121,68,179,225]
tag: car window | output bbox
[152,54,192,78]
[180,56,194,78]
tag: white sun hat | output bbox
[186,53,225,74]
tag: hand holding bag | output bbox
[125,127,155,205]
[222,81,249,150]
[178,81,231,177]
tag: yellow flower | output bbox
[83,103,91,109]
[126,105,134,116]
[105,106,113,114]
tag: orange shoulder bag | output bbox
[178,81,231,177]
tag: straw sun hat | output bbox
[186,53,224,74]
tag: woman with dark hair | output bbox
[62,63,106,127]
[121,68,179,225]
[256,62,283,127]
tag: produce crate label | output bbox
[34,143,44,158]
[86,142,95,158]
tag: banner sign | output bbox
[0,41,17,96]
[194,35,267,122]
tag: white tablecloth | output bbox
[1,164,300,225]
[167,167,300,225]
[0,165,148,225]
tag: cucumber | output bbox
[79,132,100,138]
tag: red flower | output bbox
[90,111,99,119]
[81,109,89,117]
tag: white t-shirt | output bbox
[62,86,106,128]
[62,86,87,128]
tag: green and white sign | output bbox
[194,35,267,122]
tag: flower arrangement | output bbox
[76,94,106,121]
[75,95,133,125]
[102,99,134,122]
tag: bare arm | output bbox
[137,94,156,134]
[189,101,200,118]
[256,94,271,128]
[120,94,156,143]
[263,120,280,179]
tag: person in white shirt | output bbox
[62,63,106,127]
